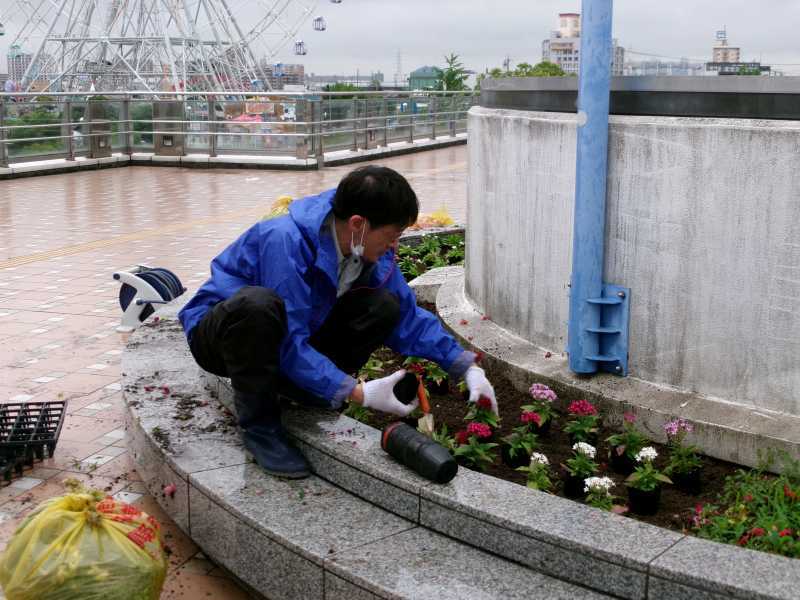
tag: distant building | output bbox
[7,44,33,83]
[408,66,439,90]
[712,29,740,63]
[624,59,705,77]
[305,71,385,90]
[541,12,625,76]
[705,29,770,76]
[256,61,305,89]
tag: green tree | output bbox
[736,66,761,76]
[476,61,566,90]
[435,53,469,91]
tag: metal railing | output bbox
[0,91,478,168]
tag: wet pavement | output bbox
[0,145,466,598]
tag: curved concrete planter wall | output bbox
[122,303,800,599]
[466,106,800,416]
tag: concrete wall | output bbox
[466,106,800,415]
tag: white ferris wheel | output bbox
[0,0,339,92]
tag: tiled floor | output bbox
[0,146,467,598]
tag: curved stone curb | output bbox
[124,303,800,600]
[122,304,610,600]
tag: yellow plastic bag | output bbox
[0,482,167,600]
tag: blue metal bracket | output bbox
[583,283,630,375]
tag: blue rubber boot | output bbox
[234,391,310,479]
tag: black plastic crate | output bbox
[0,402,67,475]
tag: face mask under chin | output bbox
[350,222,368,260]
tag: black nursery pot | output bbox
[429,377,450,396]
[628,486,662,515]
[529,419,551,437]
[609,447,636,475]
[501,444,530,469]
[672,468,702,495]
[563,474,585,499]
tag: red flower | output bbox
[521,411,542,426]
[737,534,750,546]
[779,528,793,537]
[476,396,493,410]
[784,485,797,501]
[454,430,470,445]
[466,422,493,439]
[750,527,766,537]
[743,494,753,503]
[474,352,485,363]
[567,399,598,417]
[406,363,425,376]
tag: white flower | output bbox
[635,446,658,463]
[530,452,549,466]
[584,476,615,494]
[572,442,596,459]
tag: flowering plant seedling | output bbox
[402,356,448,387]
[343,402,372,425]
[663,418,702,476]
[691,454,800,558]
[501,425,538,461]
[625,447,672,491]
[430,424,457,452]
[516,452,553,491]
[464,395,500,429]
[521,383,558,426]
[606,413,648,460]
[584,476,618,511]
[562,442,599,478]
[563,399,600,443]
[358,355,389,381]
[453,425,498,472]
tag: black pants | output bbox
[189,286,401,406]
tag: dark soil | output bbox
[363,303,746,533]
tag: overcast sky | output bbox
[2,0,799,77]
[292,0,800,78]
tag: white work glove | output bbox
[362,370,419,417]
[464,365,498,415]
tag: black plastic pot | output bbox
[501,444,530,469]
[563,474,585,499]
[528,419,551,437]
[609,447,636,475]
[429,377,450,396]
[672,468,702,495]
[628,486,662,515]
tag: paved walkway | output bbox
[0,145,466,598]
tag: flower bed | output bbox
[349,305,800,559]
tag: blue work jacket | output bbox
[179,189,472,408]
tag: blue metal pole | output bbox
[567,0,614,374]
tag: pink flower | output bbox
[779,528,793,537]
[623,412,636,424]
[750,527,766,537]
[466,422,493,439]
[664,418,693,438]
[529,383,557,403]
[521,411,542,426]
[567,399,597,417]
[476,396,493,410]
[454,430,470,445]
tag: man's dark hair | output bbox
[332,166,418,228]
